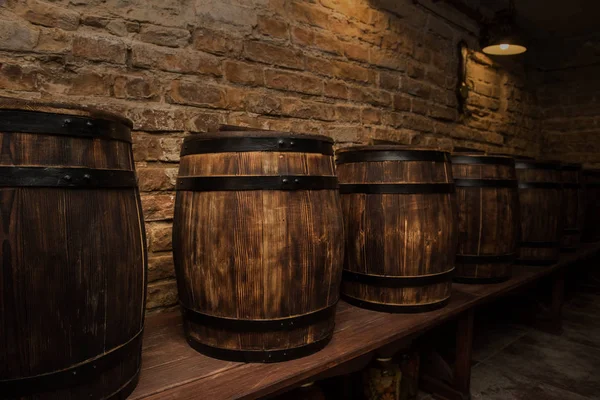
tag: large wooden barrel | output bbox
[582,169,600,242]
[0,101,147,399]
[451,153,519,283]
[515,159,563,265]
[336,146,456,312]
[173,131,344,363]
[560,163,584,251]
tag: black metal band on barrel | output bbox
[562,164,582,171]
[185,333,333,363]
[180,302,337,332]
[0,110,132,142]
[180,137,334,156]
[0,328,143,397]
[453,275,511,284]
[0,167,137,188]
[342,269,454,288]
[341,295,450,314]
[563,183,581,189]
[455,254,516,264]
[336,150,449,164]
[451,155,515,166]
[176,176,338,191]
[454,179,517,188]
[518,182,562,189]
[520,241,560,248]
[339,183,454,194]
[515,259,558,266]
[515,161,561,170]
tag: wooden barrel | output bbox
[582,169,600,242]
[560,163,584,251]
[336,146,456,312]
[173,131,344,363]
[515,159,563,265]
[451,153,519,283]
[0,101,147,399]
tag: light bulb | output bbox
[499,44,510,50]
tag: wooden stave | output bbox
[0,107,146,400]
[336,147,456,312]
[451,154,519,283]
[559,164,584,251]
[582,169,600,243]
[173,132,344,362]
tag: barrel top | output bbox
[451,153,515,166]
[185,130,333,143]
[336,145,447,154]
[515,159,562,170]
[0,97,133,128]
[335,145,450,164]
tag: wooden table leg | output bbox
[453,308,474,396]
[550,269,565,333]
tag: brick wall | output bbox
[0,0,542,311]
[538,65,600,167]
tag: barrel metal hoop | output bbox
[562,164,582,171]
[455,254,516,264]
[185,332,333,363]
[515,161,561,170]
[176,176,339,191]
[520,241,560,248]
[180,302,337,332]
[518,182,562,189]
[342,268,454,288]
[451,155,515,166]
[514,259,558,266]
[454,179,518,188]
[339,183,455,194]
[0,328,143,397]
[0,167,137,188]
[336,150,449,164]
[562,183,581,189]
[341,295,450,313]
[453,275,511,284]
[0,110,132,142]
[180,137,334,156]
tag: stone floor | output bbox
[428,271,600,400]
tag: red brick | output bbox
[0,63,40,91]
[379,71,400,90]
[137,24,190,48]
[141,193,175,222]
[404,114,434,133]
[360,126,415,144]
[132,42,221,76]
[403,78,431,99]
[127,108,188,132]
[114,75,159,100]
[411,98,428,116]
[167,80,227,108]
[393,94,411,111]
[23,0,80,31]
[321,81,346,101]
[361,108,382,124]
[227,88,282,115]
[187,112,225,133]
[147,222,172,252]
[224,61,264,86]
[146,280,177,309]
[244,41,304,70]
[430,105,457,121]
[370,50,406,71]
[343,41,370,63]
[137,166,178,191]
[288,1,330,28]
[36,27,72,53]
[427,69,449,89]
[281,98,336,121]
[313,31,343,55]
[72,34,125,64]
[148,254,175,283]
[257,15,288,39]
[265,69,323,95]
[291,26,314,46]
[348,86,392,107]
[407,61,425,79]
[335,105,361,123]
[192,28,242,56]
[67,70,112,96]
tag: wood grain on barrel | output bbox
[560,166,584,250]
[452,157,519,281]
[516,162,563,263]
[336,147,456,310]
[582,170,600,243]
[0,106,146,400]
[173,133,344,356]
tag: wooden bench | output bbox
[130,242,600,400]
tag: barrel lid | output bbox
[185,130,333,143]
[452,147,485,153]
[0,97,133,128]
[336,145,449,164]
[451,153,515,166]
[515,159,562,170]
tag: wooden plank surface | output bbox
[131,242,600,400]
